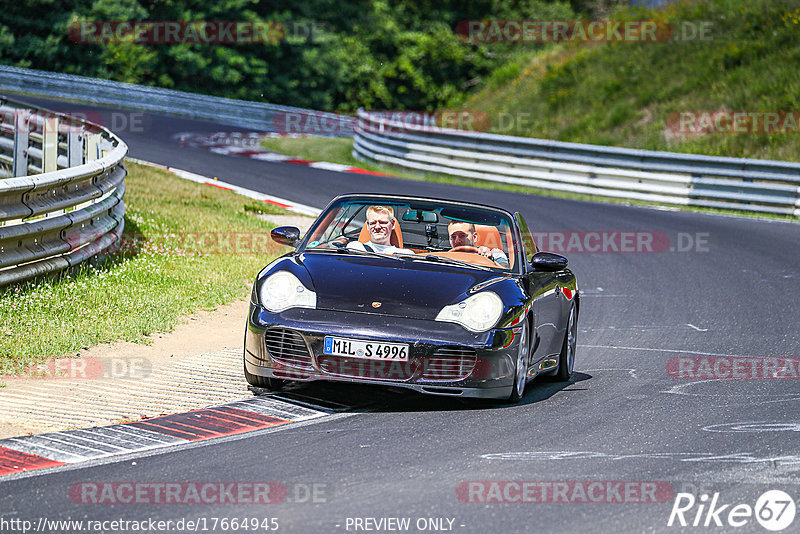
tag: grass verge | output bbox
[0,161,291,376]
[463,0,800,161]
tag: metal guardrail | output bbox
[0,65,355,135]
[354,109,800,217]
[0,95,127,286]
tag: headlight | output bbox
[258,271,316,312]
[435,291,503,332]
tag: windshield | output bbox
[299,198,520,272]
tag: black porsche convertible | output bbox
[244,194,578,402]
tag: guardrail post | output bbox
[12,110,29,177]
[795,188,800,218]
[67,126,83,168]
[42,114,58,173]
[85,133,100,162]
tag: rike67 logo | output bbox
[668,490,796,531]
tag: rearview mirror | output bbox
[271,226,301,246]
[531,252,568,271]
[402,209,438,223]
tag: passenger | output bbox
[448,221,509,266]
[347,206,414,255]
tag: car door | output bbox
[515,212,563,367]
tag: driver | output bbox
[347,206,414,255]
[448,221,509,266]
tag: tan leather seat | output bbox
[475,225,502,249]
[475,224,514,268]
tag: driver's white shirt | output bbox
[347,240,414,255]
[485,247,509,266]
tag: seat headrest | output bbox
[358,218,403,248]
[474,225,503,250]
[475,224,515,268]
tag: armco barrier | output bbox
[353,109,800,217]
[0,65,354,135]
[0,95,127,286]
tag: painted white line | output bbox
[480,451,800,465]
[309,161,353,172]
[126,157,321,217]
[583,368,638,379]
[702,422,800,433]
[660,380,800,405]
[582,344,777,359]
[687,323,709,332]
[581,325,696,331]
[250,152,292,162]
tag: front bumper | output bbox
[244,303,522,399]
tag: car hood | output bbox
[300,252,502,320]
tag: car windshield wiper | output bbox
[402,254,494,271]
[325,243,405,261]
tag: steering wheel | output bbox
[329,237,349,248]
[450,245,479,253]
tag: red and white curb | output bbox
[126,158,321,217]
[175,131,392,177]
[0,397,329,478]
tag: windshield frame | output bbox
[295,194,525,275]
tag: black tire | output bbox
[244,363,286,390]
[507,321,530,403]
[553,304,577,381]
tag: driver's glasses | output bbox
[367,219,391,227]
[450,231,470,241]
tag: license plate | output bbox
[323,336,409,361]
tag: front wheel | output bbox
[507,321,530,403]
[553,304,577,381]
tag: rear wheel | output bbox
[507,321,530,403]
[554,304,577,381]
[244,363,286,391]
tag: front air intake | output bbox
[264,328,314,371]
[420,347,477,381]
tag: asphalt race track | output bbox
[1,97,799,533]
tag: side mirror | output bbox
[271,226,301,247]
[531,252,568,271]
